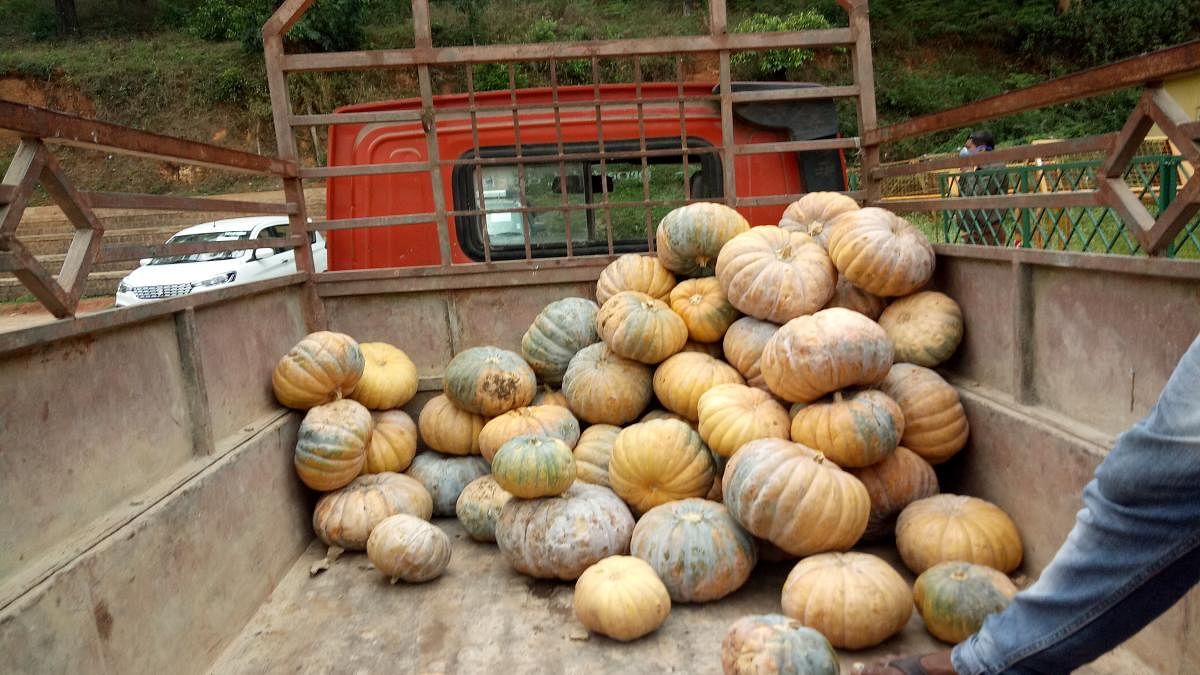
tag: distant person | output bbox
[956,129,1009,245]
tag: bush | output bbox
[730,11,832,80]
[184,0,374,52]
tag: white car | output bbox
[114,216,328,307]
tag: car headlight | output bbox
[193,272,237,287]
[117,281,129,293]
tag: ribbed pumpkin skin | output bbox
[781,552,913,649]
[878,291,964,367]
[349,342,418,410]
[761,308,894,403]
[721,614,840,675]
[722,317,779,391]
[778,191,861,248]
[495,482,635,580]
[491,435,578,499]
[697,384,790,458]
[596,253,677,306]
[444,346,536,416]
[610,420,714,513]
[312,472,433,550]
[477,405,581,462]
[366,514,451,583]
[722,438,869,556]
[364,410,417,474]
[532,385,570,408]
[656,202,750,277]
[789,389,905,468]
[562,343,653,425]
[272,331,365,409]
[897,494,1024,575]
[879,363,969,464]
[631,499,757,603]
[597,291,689,364]
[521,297,601,386]
[418,394,486,456]
[715,227,836,323]
[455,475,513,543]
[294,399,373,491]
[849,446,939,540]
[642,409,690,425]
[827,207,936,297]
[669,277,740,343]
[682,339,724,359]
[574,424,622,488]
[405,452,490,517]
[653,352,745,422]
[914,561,1019,644]
[824,277,888,320]
[574,556,671,642]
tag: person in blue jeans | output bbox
[861,333,1200,675]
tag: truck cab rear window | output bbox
[452,138,722,261]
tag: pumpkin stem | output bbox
[778,243,793,259]
[812,452,826,465]
[833,391,844,403]
[689,294,704,306]
[950,569,970,581]
[808,222,823,236]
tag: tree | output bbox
[54,0,79,37]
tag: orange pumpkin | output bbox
[789,389,904,468]
[878,291,964,367]
[848,446,939,540]
[697,383,790,458]
[418,394,486,456]
[778,191,861,247]
[312,472,433,550]
[652,352,745,422]
[879,363,969,464]
[722,316,779,391]
[562,343,653,425]
[826,207,935,297]
[294,398,373,491]
[532,385,570,408]
[364,409,418,474]
[897,494,1023,575]
[477,404,581,462]
[609,419,715,514]
[596,253,676,306]
[597,290,689,364]
[655,202,750,277]
[272,331,364,410]
[823,277,888,320]
[669,277,740,343]
[781,552,912,649]
[761,308,894,403]
[714,226,836,323]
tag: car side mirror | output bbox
[253,247,274,260]
[139,257,151,266]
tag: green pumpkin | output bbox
[631,498,756,603]
[444,346,536,416]
[655,202,750,277]
[455,475,513,543]
[914,561,1019,644]
[405,452,490,516]
[491,435,577,499]
[721,614,839,675]
[521,297,601,386]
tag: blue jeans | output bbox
[952,334,1200,674]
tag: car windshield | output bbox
[148,231,250,265]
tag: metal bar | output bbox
[708,0,727,34]
[0,100,292,177]
[300,161,431,179]
[729,85,860,104]
[736,192,864,208]
[174,307,216,456]
[37,151,103,302]
[718,51,736,208]
[932,242,1200,280]
[315,255,613,284]
[311,215,432,231]
[0,251,17,272]
[99,236,302,263]
[281,29,856,72]
[867,40,1200,146]
[634,58,654,251]
[465,65,491,263]
[509,63,533,261]
[593,57,614,255]
[441,146,722,168]
[1181,120,1200,139]
[0,186,14,205]
[871,133,1119,179]
[316,258,614,296]
[262,0,314,38]
[734,138,860,155]
[1147,87,1200,167]
[1137,178,1200,253]
[289,110,424,126]
[6,240,73,318]
[1100,90,1156,179]
[847,0,881,203]
[550,59,573,258]
[883,190,1101,212]
[81,192,294,215]
[412,0,452,267]
[1,140,47,237]
[677,57,691,204]
[424,94,723,118]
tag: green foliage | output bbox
[0,0,57,40]
[1013,0,1200,68]
[183,0,374,52]
[730,11,832,79]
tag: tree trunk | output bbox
[55,0,80,37]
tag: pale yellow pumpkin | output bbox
[366,514,451,583]
[897,494,1023,575]
[652,352,745,422]
[417,394,486,456]
[781,552,913,649]
[574,424,622,488]
[312,472,433,550]
[878,291,964,367]
[681,339,724,359]
[294,398,373,492]
[574,556,671,642]
[879,363,969,464]
[761,308,894,403]
[641,409,691,425]
[789,389,904,468]
[597,290,689,365]
[655,202,750,277]
[669,277,740,343]
[609,419,715,514]
[596,253,676,306]
[714,226,836,324]
[778,191,861,247]
[562,343,653,425]
[827,207,935,297]
[823,277,888,320]
[363,410,418,474]
[722,316,779,391]
[532,385,570,408]
[349,342,418,410]
[477,405,581,462]
[697,384,790,458]
[272,331,364,410]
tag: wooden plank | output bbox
[174,307,216,456]
[1147,87,1200,167]
[289,110,423,127]
[311,214,434,231]
[882,190,1102,212]
[81,192,294,215]
[315,257,613,296]
[263,35,299,167]
[6,240,74,318]
[1099,177,1156,246]
[734,192,865,208]
[1010,260,1034,403]
[1099,91,1156,179]
[37,151,103,301]
[262,0,315,38]
[413,0,452,268]
[285,176,327,331]
[0,186,14,205]
[1,140,46,237]
[1181,120,1200,139]
[932,243,1200,281]
[1138,177,1200,254]
[847,0,881,204]
[0,100,293,177]
[315,255,613,285]
[871,133,1119,179]
[282,29,856,72]
[300,161,431,179]
[719,52,737,209]
[734,137,860,155]
[708,0,727,34]
[99,236,303,263]
[0,251,18,272]
[867,40,1200,145]
[729,85,859,104]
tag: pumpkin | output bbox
[405,452,490,517]
[364,410,417,474]
[849,446,940,540]
[778,191,860,248]
[722,438,869,556]
[697,384,790,458]
[495,481,635,580]
[761,308,894,403]
[826,207,935,297]
[312,472,433,550]
[366,514,451,583]
[455,474,513,543]
[491,435,577,498]
[609,420,715,513]
[641,409,690,425]
[477,405,581,462]
[897,494,1024,575]
[656,202,750,277]
[349,342,418,410]
[824,277,887,319]
[714,226,836,323]
[722,317,779,391]
[879,363,969,464]
[669,277,740,343]
[294,399,373,491]
[789,389,904,468]
[914,561,1019,644]
[574,424,621,488]
[562,343,653,425]
[652,352,745,422]
[444,346,536,416]
[574,556,671,642]
[418,394,486,456]
[781,552,913,649]
[631,498,756,602]
[532,385,570,408]
[272,331,364,409]
[596,291,688,364]
[721,614,840,675]
[878,291,964,367]
[521,297,601,386]
[681,339,725,359]
[596,253,676,305]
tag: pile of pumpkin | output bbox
[271,194,1024,673]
